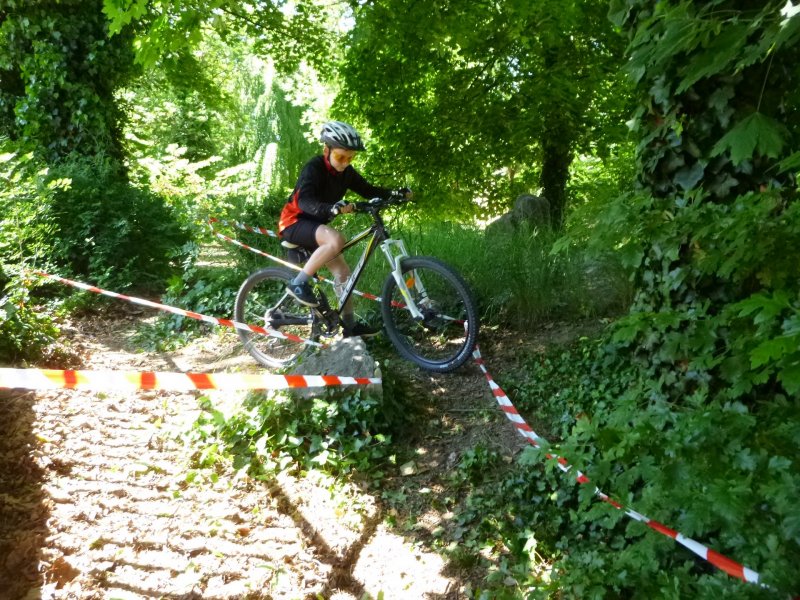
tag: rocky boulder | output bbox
[290,337,382,400]
[486,193,550,235]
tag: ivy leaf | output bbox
[711,112,785,165]
[777,150,800,173]
[778,361,800,395]
[708,86,735,113]
[674,161,704,190]
[676,24,748,93]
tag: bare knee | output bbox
[316,227,346,253]
[329,231,346,253]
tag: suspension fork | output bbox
[380,239,425,320]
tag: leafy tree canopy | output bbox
[336,0,633,223]
[102,0,335,73]
[0,0,137,161]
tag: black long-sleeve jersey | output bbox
[278,154,392,233]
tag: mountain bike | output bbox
[234,194,479,373]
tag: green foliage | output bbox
[375,215,631,327]
[102,0,333,72]
[131,257,246,351]
[511,1,800,596]
[0,274,63,364]
[0,149,61,269]
[338,0,633,223]
[0,0,136,161]
[449,336,797,598]
[1,144,191,295]
[565,144,638,241]
[437,3,798,596]
[727,290,800,396]
[121,32,317,231]
[43,153,191,290]
[3,2,797,594]
[184,388,399,483]
[0,148,62,363]
[711,113,786,165]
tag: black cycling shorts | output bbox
[281,219,320,251]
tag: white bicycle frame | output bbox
[334,227,425,321]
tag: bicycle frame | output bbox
[326,206,425,322]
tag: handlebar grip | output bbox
[353,195,413,213]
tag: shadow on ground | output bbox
[0,390,50,597]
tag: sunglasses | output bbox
[330,149,357,164]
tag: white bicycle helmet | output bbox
[319,121,366,151]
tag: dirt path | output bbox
[1,314,594,599]
[0,315,473,599]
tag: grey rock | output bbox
[486,194,550,236]
[290,337,382,400]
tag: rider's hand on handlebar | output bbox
[330,200,354,216]
[393,187,413,200]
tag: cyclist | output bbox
[278,120,410,337]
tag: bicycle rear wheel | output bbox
[381,256,479,372]
[234,267,318,368]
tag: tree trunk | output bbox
[538,136,573,230]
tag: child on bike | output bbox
[278,120,410,337]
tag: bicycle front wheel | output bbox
[381,256,479,372]
[234,267,318,369]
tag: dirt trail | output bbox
[5,313,532,599]
[1,311,592,599]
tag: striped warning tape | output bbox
[211,217,777,587]
[208,220,383,303]
[210,229,303,273]
[0,368,379,391]
[209,217,279,238]
[33,272,323,348]
[472,345,765,587]
[203,217,776,588]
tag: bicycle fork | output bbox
[380,239,426,320]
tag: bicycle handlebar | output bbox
[353,193,411,214]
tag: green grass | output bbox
[348,215,633,330]
[169,208,633,336]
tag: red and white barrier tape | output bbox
[209,219,383,303]
[209,217,279,238]
[472,345,764,587]
[33,272,322,348]
[210,230,303,273]
[0,368,379,391]
[212,216,773,588]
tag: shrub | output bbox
[45,153,191,290]
[0,273,64,365]
[480,335,799,598]
[183,387,401,485]
[0,149,63,364]
[0,144,192,361]
[1,145,191,290]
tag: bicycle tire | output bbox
[234,267,319,369]
[381,256,479,372]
